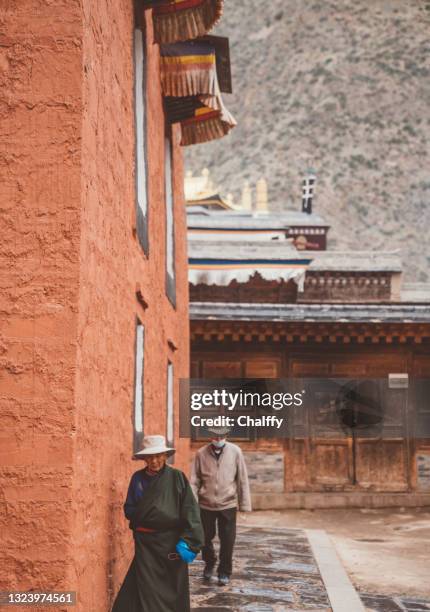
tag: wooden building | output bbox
[187,205,430,508]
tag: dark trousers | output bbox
[200,507,237,577]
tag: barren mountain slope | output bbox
[185,0,430,281]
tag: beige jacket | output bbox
[191,442,252,512]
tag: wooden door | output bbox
[288,353,410,492]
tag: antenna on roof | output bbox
[302,170,316,215]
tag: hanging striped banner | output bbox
[144,0,224,44]
[160,41,217,97]
[160,40,236,146]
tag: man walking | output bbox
[191,426,252,586]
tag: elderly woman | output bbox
[112,435,204,612]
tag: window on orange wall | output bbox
[133,319,145,453]
[134,6,149,253]
[165,135,176,306]
[166,360,175,464]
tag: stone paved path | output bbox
[190,527,430,612]
[190,527,331,611]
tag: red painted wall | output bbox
[1,3,190,610]
[0,0,83,596]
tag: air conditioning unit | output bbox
[388,373,409,389]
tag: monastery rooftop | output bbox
[190,302,430,323]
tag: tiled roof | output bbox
[303,250,403,273]
[190,302,430,322]
[188,240,311,287]
[401,283,430,303]
[188,239,304,261]
[187,209,328,229]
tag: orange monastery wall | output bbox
[0,0,83,596]
[0,3,190,611]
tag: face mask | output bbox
[212,439,226,449]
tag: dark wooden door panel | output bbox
[245,359,280,378]
[202,360,242,378]
[356,440,408,491]
[311,441,352,487]
[332,363,367,376]
[285,440,308,492]
[413,355,430,377]
[292,362,329,376]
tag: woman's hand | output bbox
[175,539,197,563]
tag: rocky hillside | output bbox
[185,0,430,281]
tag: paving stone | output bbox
[360,597,402,612]
[238,605,275,612]
[203,593,265,606]
[272,561,319,574]
[359,593,430,612]
[230,585,295,603]
[400,599,430,611]
[193,608,232,612]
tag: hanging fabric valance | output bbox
[143,0,224,44]
[160,40,236,146]
[188,266,308,291]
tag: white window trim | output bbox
[134,322,144,436]
[134,27,147,216]
[166,361,174,447]
[165,137,175,278]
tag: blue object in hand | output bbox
[175,539,197,563]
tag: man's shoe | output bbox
[218,574,230,587]
[203,565,214,581]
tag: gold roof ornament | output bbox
[185,169,234,210]
[256,177,268,213]
[241,181,252,211]
[185,168,215,201]
[225,193,234,208]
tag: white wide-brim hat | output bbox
[134,435,175,459]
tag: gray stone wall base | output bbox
[252,492,430,509]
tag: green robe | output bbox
[112,465,204,612]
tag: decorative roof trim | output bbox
[190,319,430,345]
[189,267,308,289]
